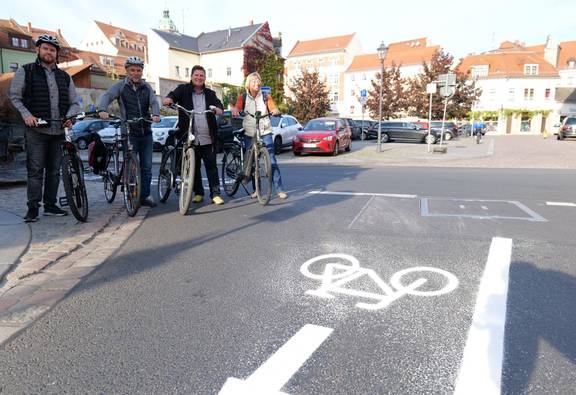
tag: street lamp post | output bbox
[377,41,388,152]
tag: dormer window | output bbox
[471,65,489,78]
[568,58,576,69]
[524,64,539,75]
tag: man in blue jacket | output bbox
[98,56,160,207]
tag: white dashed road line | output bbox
[546,201,576,207]
[454,237,513,395]
[308,190,417,199]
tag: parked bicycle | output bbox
[221,111,273,205]
[101,117,150,217]
[157,104,216,214]
[36,112,96,222]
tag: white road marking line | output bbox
[546,201,576,207]
[454,237,513,395]
[459,205,466,209]
[481,205,489,210]
[348,195,375,229]
[308,190,417,199]
[219,324,333,395]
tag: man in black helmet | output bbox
[10,34,81,222]
[98,56,160,207]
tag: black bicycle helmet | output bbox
[35,34,60,50]
[124,56,144,68]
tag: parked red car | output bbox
[292,118,352,156]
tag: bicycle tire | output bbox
[61,153,89,222]
[158,148,175,203]
[103,148,118,203]
[254,146,272,205]
[123,153,141,217]
[221,147,241,197]
[179,146,195,215]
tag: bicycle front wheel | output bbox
[123,154,141,217]
[179,146,195,215]
[158,148,175,203]
[103,148,118,203]
[254,147,272,205]
[62,153,89,222]
[221,148,241,197]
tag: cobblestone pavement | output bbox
[0,177,149,345]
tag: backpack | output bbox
[88,133,107,174]
[241,91,270,113]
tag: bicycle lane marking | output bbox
[454,237,513,395]
[219,324,333,395]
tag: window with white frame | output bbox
[227,67,231,76]
[508,88,515,100]
[185,67,189,78]
[471,65,489,78]
[208,68,212,78]
[175,65,180,77]
[524,64,539,75]
[9,62,18,72]
[20,38,29,48]
[524,88,534,100]
[351,74,355,81]
[545,88,551,100]
[362,74,366,80]
[350,105,355,114]
[11,37,19,47]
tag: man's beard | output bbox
[39,53,56,65]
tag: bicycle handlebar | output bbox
[166,103,216,115]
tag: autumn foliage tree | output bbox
[287,69,331,124]
[405,49,480,119]
[365,62,406,119]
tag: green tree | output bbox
[405,49,480,119]
[286,69,331,124]
[243,46,286,107]
[365,62,406,119]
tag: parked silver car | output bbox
[270,115,303,154]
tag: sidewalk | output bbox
[0,179,148,344]
[277,135,576,169]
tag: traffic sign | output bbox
[360,89,367,98]
[426,83,437,94]
[261,86,272,95]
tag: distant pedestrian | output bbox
[10,35,81,222]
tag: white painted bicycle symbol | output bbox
[300,253,459,310]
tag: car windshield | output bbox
[565,117,576,125]
[72,120,93,131]
[304,120,336,131]
[153,117,177,128]
[271,116,281,127]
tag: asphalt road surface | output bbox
[1,164,575,394]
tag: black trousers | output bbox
[192,144,221,198]
[25,129,63,209]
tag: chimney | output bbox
[27,22,32,33]
[249,20,253,26]
[57,29,62,38]
[544,34,559,67]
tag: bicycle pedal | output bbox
[59,196,69,206]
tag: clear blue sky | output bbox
[5,0,576,59]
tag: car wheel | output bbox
[345,141,351,152]
[444,132,453,141]
[332,141,339,156]
[76,138,88,150]
[425,134,436,145]
[381,133,389,143]
[558,133,565,140]
[274,136,282,155]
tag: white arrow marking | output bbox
[219,324,333,395]
[454,237,513,395]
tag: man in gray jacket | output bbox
[98,56,160,207]
[10,34,81,222]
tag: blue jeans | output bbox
[129,134,153,199]
[243,133,283,193]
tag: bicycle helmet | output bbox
[35,34,60,50]
[124,56,144,68]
